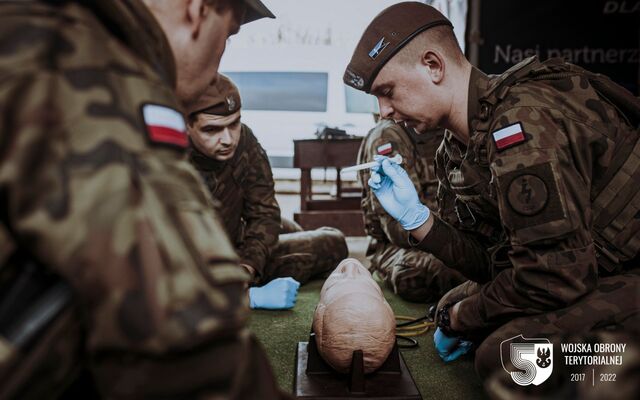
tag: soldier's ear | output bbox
[421,50,445,85]
[186,0,207,39]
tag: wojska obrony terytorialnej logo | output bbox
[500,335,554,386]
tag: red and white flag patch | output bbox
[142,104,188,148]
[377,142,393,155]
[492,122,526,151]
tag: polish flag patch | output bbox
[492,122,526,151]
[142,104,188,148]
[377,142,393,155]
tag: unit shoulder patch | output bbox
[499,162,564,230]
[507,174,548,216]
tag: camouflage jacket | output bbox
[415,59,637,333]
[357,120,441,247]
[0,1,283,399]
[190,124,280,280]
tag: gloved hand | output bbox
[434,327,473,362]
[368,156,430,230]
[249,277,300,310]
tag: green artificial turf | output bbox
[249,278,486,399]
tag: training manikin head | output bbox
[312,258,396,374]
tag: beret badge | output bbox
[345,68,365,89]
[226,95,236,111]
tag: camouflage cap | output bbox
[344,2,452,93]
[242,0,276,25]
[189,74,241,116]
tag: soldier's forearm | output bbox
[411,214,492,283]
[409,212,435,242]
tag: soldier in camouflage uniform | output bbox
[0,0,291,399]
[187,74,348,289]
[344,2,640,394]
[357,119,465,302]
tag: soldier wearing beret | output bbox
[357,119,465,302]
[0,0,292,399]
[187,74,348,310]
[345,1,640,394]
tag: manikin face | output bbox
[320,258,382,301]
[188,111,242,161]
[313,257,396,374]
[370,56,446,134]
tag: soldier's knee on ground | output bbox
[438,280,481,311]
[390,264,431,302]
[309,227,349,272]
[280,217,303,234]
[271,227,348,283]
[474,336,500,381]
[267,252,317,284]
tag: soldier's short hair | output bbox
[393,25,465,67]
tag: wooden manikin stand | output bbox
[294,332,422,399]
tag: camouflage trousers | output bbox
[368,240,466,303]
[260,219,348,285]
[440,269,640,399]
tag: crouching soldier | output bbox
[187,74,348,310]
[357,119,465,302]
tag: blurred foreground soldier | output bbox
[345,1,640,393]
[187,74,348,310]
[357,119,464,302]
[0,0,292,399]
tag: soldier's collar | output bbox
[188,144,223,171]
[467,66,490,135]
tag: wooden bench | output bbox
[293,138,365,236]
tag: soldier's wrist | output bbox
[240,263,257,281]
[437,302,462,337]
[408,211,434,242]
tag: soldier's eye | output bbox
[203,126,223,134]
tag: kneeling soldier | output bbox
[187,74,348,310]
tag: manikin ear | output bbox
[420,50,445,84]
[186,0,207,39]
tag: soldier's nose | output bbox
[219,128,232,144]
[378,99,394,120]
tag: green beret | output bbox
[344,2,452,93]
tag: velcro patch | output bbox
[377,142,393,155]
[492,122,526,151]
[500,163,564,230]
[507,174,548,216]
[142,104,188,148]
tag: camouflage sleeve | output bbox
[359,122,418,247]
[412,136,493,283]
[237,126,281,278]
[412,215,493,283]
[455,105,598,332]
[0,72,284,398]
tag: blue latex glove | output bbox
[434,327,473,362]
[249,277,300,310]
[368,156,430,230]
